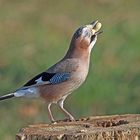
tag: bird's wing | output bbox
[20,58,79,90]
[21,72,70,89]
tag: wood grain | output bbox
[16,114,140,140]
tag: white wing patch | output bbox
[35,77,44,84]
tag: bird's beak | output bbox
[91,20,99,28]
[95,30,103,35]
[91,20,103,35]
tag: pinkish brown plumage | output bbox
[0,20,102,122]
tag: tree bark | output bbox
[16,114,140,140]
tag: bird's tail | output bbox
[0,93,15,101]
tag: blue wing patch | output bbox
[23,72,70,88]
[49,72,70,84]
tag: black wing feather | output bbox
[23,72,55,87]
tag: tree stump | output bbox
[16,114,140,140]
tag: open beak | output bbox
[95,30,103,35]
[91,20,99,27]
[90,20,102,43]
[91,20,103,36]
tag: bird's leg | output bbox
[58,99,75,121]
[47,103,55,123]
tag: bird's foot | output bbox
[52,118,75,123]
[69,116,75,121]
[51,121,57,124]
[49,118,57,124]
[60,117,75,122]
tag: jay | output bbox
[0,20,102,122]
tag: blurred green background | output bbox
[0,0,140,139]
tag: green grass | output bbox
[0,0,140,139]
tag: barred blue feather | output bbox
[49,73,70,84]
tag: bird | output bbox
[0,20,102,122]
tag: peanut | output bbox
[92,22,102,34]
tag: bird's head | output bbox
[66,20,102,58]
[73,20,102,52]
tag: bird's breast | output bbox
[40,58,90,103]
[70,61,89,86]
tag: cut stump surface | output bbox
[16,114,140,140]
